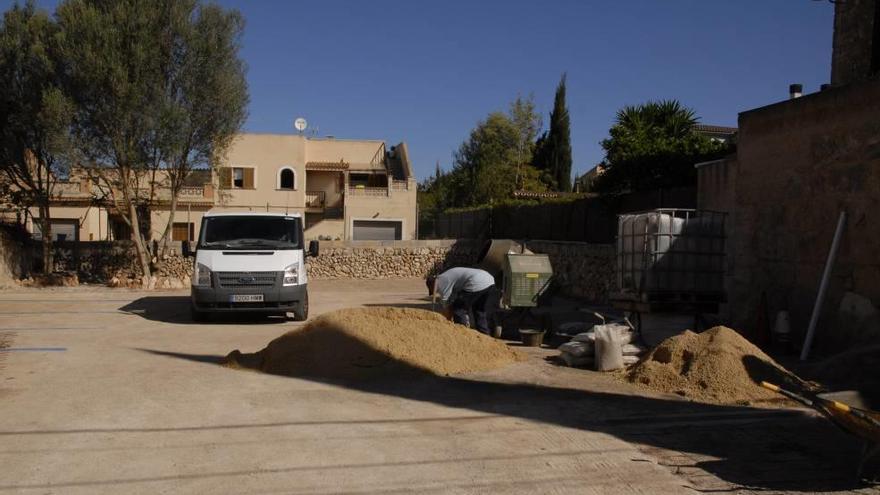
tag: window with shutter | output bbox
[218,168,232,189]
[172,222,194,241]
[243,168,255,189]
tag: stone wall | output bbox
[831,0,878,86]
[306,240,481,280]
[306,239,616,303]
[18,237,615,301]
[0,224,29,287]
[527,241,616,302]
[36,241,192,288]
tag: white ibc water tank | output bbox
[617,209,725,297]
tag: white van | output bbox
[186,211,318,322]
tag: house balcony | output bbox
[306,191,326,208]
[155,184,214,205]
[347,185,389,197]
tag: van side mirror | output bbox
[308,240,319,258]
[182,240,194,257]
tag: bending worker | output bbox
[429,267,500,335]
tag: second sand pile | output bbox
[623,326,803,405]
[225,307,525,380]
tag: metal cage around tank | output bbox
[615,208,727,306]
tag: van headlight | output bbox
[193,262,212,287]
[283,263,299,286]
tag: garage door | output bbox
[352,220,402,241]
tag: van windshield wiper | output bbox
[202,241,232,248]
[225,239,284,248]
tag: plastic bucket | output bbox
[519,329,545,347]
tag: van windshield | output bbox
[199,216,303,250]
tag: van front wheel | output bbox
[292,293,309,322]
[191,305,208,323]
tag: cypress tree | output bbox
[548,74,572,192]
[531,73,573,192]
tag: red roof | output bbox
[694,124,737,135]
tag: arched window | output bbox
[278,167,296,190]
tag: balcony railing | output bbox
[347,186,388,197]
[392,180,409,191]
[179,186,206,198]
[306,190,326,208]
[52,181,89,197]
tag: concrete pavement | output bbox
[0,280,871,494]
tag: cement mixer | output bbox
[476,239,554,338]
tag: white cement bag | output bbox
[560,352,594,368]
[558,321,591,335]
[595,325,625,371]
[575,324,634,345]
[622,344,646,356]
[559,341,592,357]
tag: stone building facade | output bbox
[697,2,880,353]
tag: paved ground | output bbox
[0,280,875,494]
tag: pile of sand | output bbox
[225,307,525,380]
[623,326,804,405]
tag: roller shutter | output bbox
[352,220,402,241]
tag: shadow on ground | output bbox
[118,297,288,325]
[127,326,870,493]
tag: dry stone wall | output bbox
[17,236,615,301]
[29,240,192,288]
[527,241,616,302]
[306,239,616,303]
[0,224,29,287]
[306,240,481,280]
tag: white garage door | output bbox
[352,220,402,241]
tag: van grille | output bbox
[217,271,278,288]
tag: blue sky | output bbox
[6,0,834,180]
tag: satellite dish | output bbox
[294,117,308,132]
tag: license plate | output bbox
[230,294,264,303]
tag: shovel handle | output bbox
[761,381,780,392]
[824,399,880,428]
[761,381,814,407]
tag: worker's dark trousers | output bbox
[452,285,500,334]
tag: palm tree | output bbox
[594,99,728,193]
[614,100,698,139]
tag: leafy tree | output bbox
[418,95,547,226]
[453,112,519,206]
[0,1,74,274]
[55,0,247,281]
[416,162,452,235]
[151,2,248,255]
[508,94,542,186]
[592,100,732,193]
[532,73,572,192]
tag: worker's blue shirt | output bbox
[435,267,495,305]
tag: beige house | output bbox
[3,132,418,242]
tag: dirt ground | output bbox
[0,279,875,494]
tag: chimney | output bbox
[789,83,803,99]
